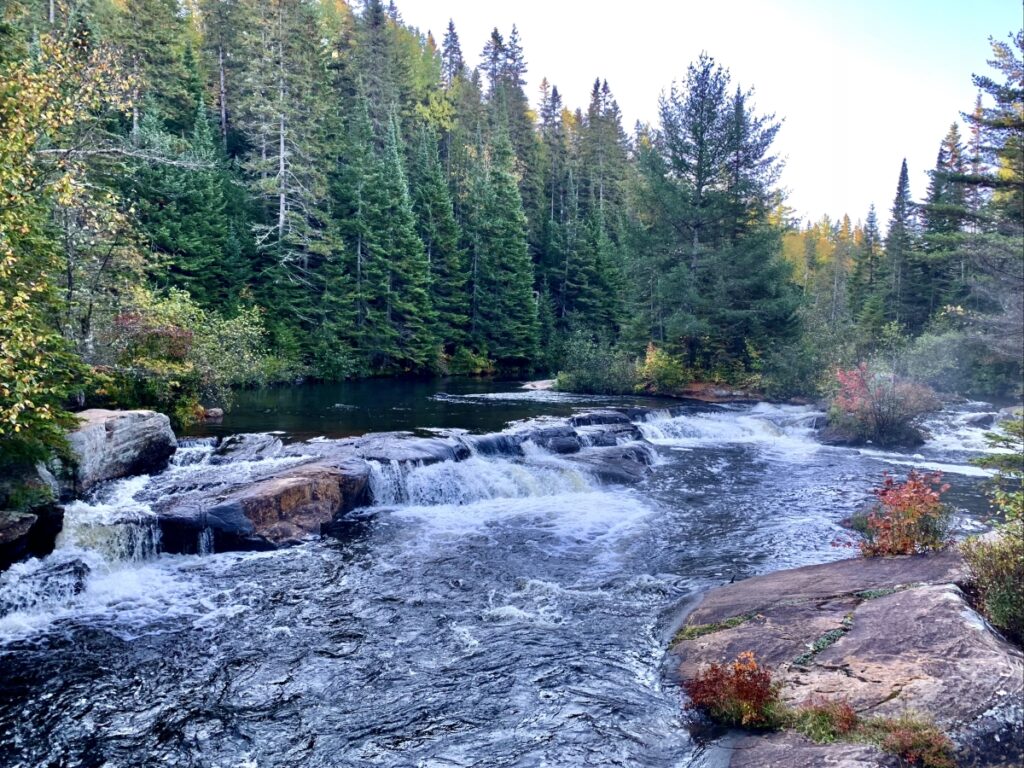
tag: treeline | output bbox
[0,0,1021,460]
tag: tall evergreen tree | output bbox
[408,125,468,350]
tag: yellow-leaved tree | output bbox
[0,27,134,461]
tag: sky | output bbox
[398,0,1022,226]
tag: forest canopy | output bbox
[0,1,1021,459]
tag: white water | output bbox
[637,403,823,459]
[0,398,1010,767]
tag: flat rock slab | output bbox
[730,732,896,768]
[686,551,967,626]
[158,460,371,552]
[674,553,1024,767]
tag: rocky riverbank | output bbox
[669,552,1024,767]
[2,406,667,569]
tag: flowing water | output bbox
[0,385,1007,768]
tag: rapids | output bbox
[0,391,1004,767]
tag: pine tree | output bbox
[850,204,882,318]
[440,19,464,87]
[879,159,920,329]
[234,0,335,352]
[408,125,468,350]
[130,102,251,309]
[470,127,539,367]
[359,115,436,372]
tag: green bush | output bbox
[555,333,638,395]
[636,343,689,394]
[95,287,277,427]
[448,347,494,376]
[962,416,1024,644]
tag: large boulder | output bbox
[0,506,64,572]
[157,460,371,553]
[673,553,1024,767]
[66,409,176,496]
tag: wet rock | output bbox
[817,424,925,449]
[0,556,91,616]
[674,553,1024,766]
[729,731,896,767]
[65,409,176,495]
[301,432,471,465]
[0,506,63,572]
[577,422,644,447]
[212,433,283,464]
[569,410,634,428]
[463,432,524,457]
[158,460,371,553]
[964,412,996,428]
[521,379,555,390]
[567,443,654,484]
[996,405,1022,423]
[204,407,225,421]
[521,425,582,454]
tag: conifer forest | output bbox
[1,0,1022,458]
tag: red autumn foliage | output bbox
[861,471,951,556]
[879,720,956,768]
[683,651,781,728]
[829,363,939,445]
[796,696,859,736]
[115,311,194,361]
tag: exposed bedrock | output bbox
[155,410,655,554]
[672,552,1024,767]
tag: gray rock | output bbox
[674,553,1023,767]
[965,412,997,428]
[66,409,176,495]
[567,443,655,484]
[212,432,283,464]
[729,731,896,767]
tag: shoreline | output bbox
[665,551,1024,767]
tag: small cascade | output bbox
[57,476,163,563]
[636,404,822,456]
[367,454,594,508]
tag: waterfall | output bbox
[367,454,593,508]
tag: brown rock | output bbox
[158,460,371,552]
[685,552,967,626]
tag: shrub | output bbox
[636,343,690,394]
[863,713,956,768]
[790,697,859,743]
[683,651,783,728]
[95,287,276,427]
[555,332,638,395]
[859,471,951,557]
[448,347,494,376]
[962,416,1024,644]
[827,363,940,446]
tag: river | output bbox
[0,381,1005,767]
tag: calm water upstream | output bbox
[0,381,1004,767]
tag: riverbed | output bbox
[0,382,1003,767]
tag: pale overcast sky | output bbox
[398,0,1022,226]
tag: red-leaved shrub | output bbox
[876,715,956,768]
[860,471,951,556]
[829,363,939,446]
[683,651,782,728]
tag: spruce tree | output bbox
[472,127,539,367]
[360,115,436,373]
[408,125,468,351]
